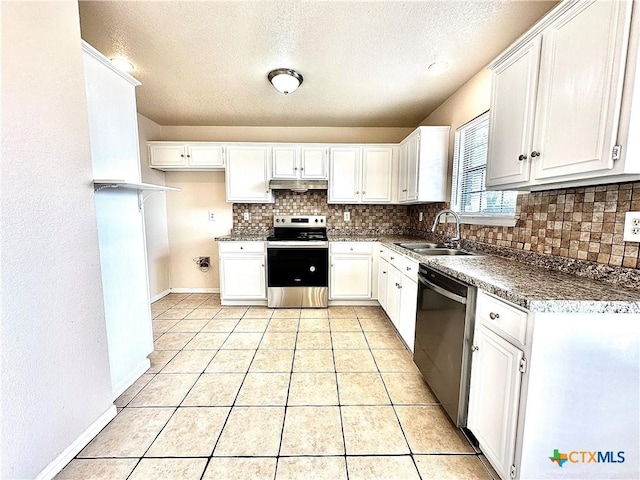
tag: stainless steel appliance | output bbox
[266,215,328,308]
[414,264,476,427]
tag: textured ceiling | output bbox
[79,0,557,127]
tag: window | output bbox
[451,111,517,223]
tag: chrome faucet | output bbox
[431,209,461,248]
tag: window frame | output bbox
[450,111,518,227]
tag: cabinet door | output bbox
[330,255,372,299]
[272,146,300,179]
[468,326,523,480]
[532,0,631,181]
[406,133,420,201]
[148,144,186,167]
[362,147,393,203]
[300,147,327,179]
[486,38,541,188]
[397,141,409,202]
[187,144,224,167]
[219,255,266,299]
[398,278,417,352]
[328,147,361,203]
[226,146,273,203]
[377,258,389,312]
[386,266,402,330]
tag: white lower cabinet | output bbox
[468,290,640,480]
[398,276,418,352]
[377,257,389,312]
[329,242,373,299]
[468,324,523,480]
[378,246,418,351]
[218,242,266,303]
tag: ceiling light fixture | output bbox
[110,57,134,73]
[268,68,303,95]
[428,61,449,74]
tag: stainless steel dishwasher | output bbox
[413,264,476,427]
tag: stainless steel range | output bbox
[266,215,328,308]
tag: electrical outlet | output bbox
[343,211,351,222]
[623,212,640,242]
[243,212,250,221]
[208,211,215,221]
[419,212,423,222]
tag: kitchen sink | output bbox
[395,242,444,249]
[412,248,472,256]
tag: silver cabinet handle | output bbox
[531,151,540,158]
[518,154,527,161]
[489,312,500,320]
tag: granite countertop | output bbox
[382,241,640,314]
[215,232,639,313]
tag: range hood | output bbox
[269,179,328,192]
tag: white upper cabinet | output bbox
[148,142,225,170]
[328,145,394,204]
[486,38,541,188]
[225,145,273,203]
[487,0,636,191]
[362,147,394,203]
[300,147,328,179]
[397,127,449,203]
[272,145,328,180]
[328,147,361,203]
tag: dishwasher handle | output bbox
[419,274,467,305]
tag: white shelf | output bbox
[93,180,181,192]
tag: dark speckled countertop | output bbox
[216,232,640,314]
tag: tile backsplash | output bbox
[410,182,640,269]
[233,191,411,235]
[232,182,640,270]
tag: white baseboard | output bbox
[111,357,151,400]
[221,300,268,306]
[328,300,380,306]
[151,288,171,302]
[170,287,219,294]
[36,405,117,480]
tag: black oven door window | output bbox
[268,248,328,287]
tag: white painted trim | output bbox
[328,300,379,306]
[170,287,218,294]
[111,357,151,400]
[81,41,141,86]
[221,300,267,306]
[35,405,117,480]
[151,289,171,302]
[459,215,518,227]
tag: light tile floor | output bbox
[57,293,497,480]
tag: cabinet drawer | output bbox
[330,242,373,254]
[401,257,419,283]
[378,244,389,260]
[218,241,265,254]
[387,250,403,269]
[476,290,528,345]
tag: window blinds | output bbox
[451,112,517,216]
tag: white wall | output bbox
[165,171,232,291]
[138,114,171,300]
[420,69,492,196]
[161,125,413,143]
[1,2,114,479]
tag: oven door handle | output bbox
[418,274,467,305]
[267,241,328,248]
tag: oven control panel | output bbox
[274,215,326,227]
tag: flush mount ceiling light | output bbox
[268,68,303,95]
[428,61,449,74]
[110,57,134,73]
